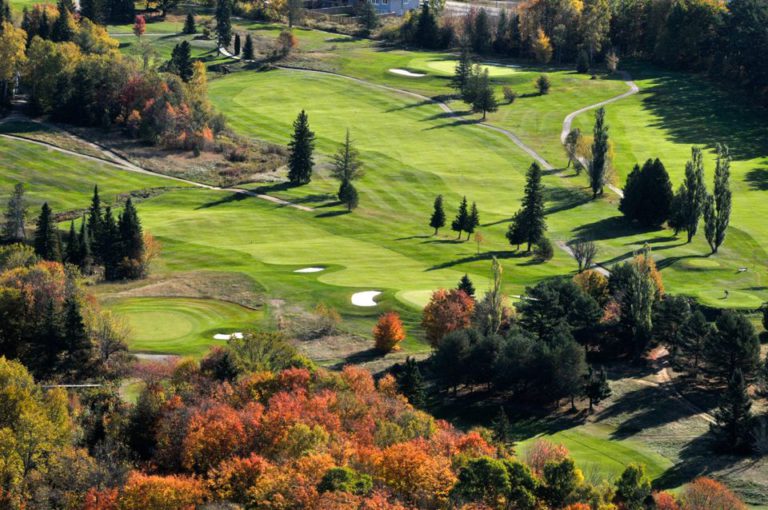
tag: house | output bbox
[367,0,420,16]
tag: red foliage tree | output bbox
[654,491,681,510]
[681,477,746,510]
[181,404,249,473]
[421,289,474,347]
[373,312,406,353]
[132,15,146,38]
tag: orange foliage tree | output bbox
[654,491,681,510]
[421,289,474,347]
[181,404,251,472]
[681,477,746,510]
[373,312,406,353]
[118,472,208,510]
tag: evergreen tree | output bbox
[451,196,469,239]
[87,186,103,263]
[118,198,144,277]
[619,159,673,227]
[711,368,754,454]
[107,0,135,23]
[398,356,426,407]
[33,203,61,262]
[471,8,491,53]
[287,110,315,185]
[668,184,686,235]
[677,310,710,377]
[80,0,103,22]
[457,274,475,298]
[233,33,241,55]
[39,9,51,39]
[680,147,707,243]
[51,0,76,42]
[242,34,254,60]
[585,365,611,413]
[3,183,27,243]
[0,0,10,25]
[614,464,652,510]
[535,74,551,95]
[450,46,472,95]
[465,202,480,239]
[61,297,95,379]
[705,310,760,382]
[35,301,62,375]
[518,162,547,251]
[505,210,525,250]
[331,129,364,184]
[183,11,196,34]
[77,216,92,273]
[338,180,359,212]
[101,207,120,280]
[588,107,609,198]
[64,221,80,266]
[215,0,232,48]
[491,406,513,446]
[704,144,731,253]
[170,41,193,82]
[414,1,438,49]
[429,195,446,235]
[471,69,498,120]
[358,0,379,34]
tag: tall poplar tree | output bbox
[704,144,731,253]
[33,203,61,262]
[681,147,707,243]
[3,183,27,243]
[287,110,315,185]
[429,195,445,235]
[588,107,609,198]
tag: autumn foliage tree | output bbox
[681,477,747,510]
[421,288,475,347]
[373,312,406,353]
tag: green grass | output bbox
[105,297,264,356]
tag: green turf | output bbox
[105,297,264,356]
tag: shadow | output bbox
[423,118,482,131]
[543,187,592,215]
[746,167,768,191]
[288,193,337,205]
[624,235,678,246]
[325,36,359,43]
[422,238,466,245]
[655,253,710,270]
[315,210,350,218]
[385,98,439,113]
[195,192,249,209]
[252,182,298,194]
[395,235,431,241]
[426,250,526,271]
[335,348,382,368]
[572,216,657,242]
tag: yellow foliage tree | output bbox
[532,27,553,64]
[0,22,28,100]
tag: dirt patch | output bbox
[296,333,428,374]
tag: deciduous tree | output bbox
[703,144,731,253]
[373,312,406,352]
[421,288,474,347]
[588,107,609,198]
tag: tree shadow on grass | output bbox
[746,167,768,191]
[395,234,432,241]
[572,216,657,242]
[655,253,711,271]
[315,210,350,218]
[422,238,467,245]
[195,192,249,209]
[335,348,382,368]
[426,250,526,271]
[544,187,592,215]
[423,118,481,131]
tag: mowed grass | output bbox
[106,297,263,356]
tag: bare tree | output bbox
[570,238,598,272]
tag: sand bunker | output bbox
[294,267,325,273]
[213,332,244,340]
[389,68,426,78]
[351,291,381,307]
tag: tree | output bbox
[470,68,497,120]
[318,467,372,495]
[77,216,92,273]
[502,86,518,103]
[569,238,597,272]
[452,456,510,506]
[614,464,651,510]
[287,110,315,185]
[605,50,619,73]
[421,288,474,347]
[183,12,196,34]
[518,162,547,251]
[414,1,438,49]
[233,33,241,56]
[398,356,426,407]
[711,368,754,454]
[669,184,686,235]
[506,210,525,250]
[215,0,232,48]
[0,21,27,105]
[465,202,480,239]
[357,1,379,34]
[242,34,254,60]
[373,312,406,353]
[87,186,103,263]
[51,0,76,42]
[451,196,469,239]
[132,14,145,38]
[473,257,506,336]
[457,274,475,298]
[429,195,446,235]
[680,147,707,243]
[118,198,145,278]
[619,158,673,227]
[578,0,611,62]
[491,407,513,446]
[450,46,472,95]
[471,8,491,53]
[541,458,580,508]
[100,207,120,280]
[704,310,760,382]
[34,203,61,262]
[331,129,364,186]
[3,183,27,243]
[588,107,609,198]
[518,278,601,341]
[170,41,193,82]
[576,49,590,73]
[676,310,710,377]
[564,129,580,169]
[535,74,551,95]
[585,366,610,413]
[533,237,553,261]
[532,28,553,63]
[64,221,80,266]
[681,478,747,510]
[338,180,359,211]
[61,296,96,378]
[703,144,731,253]
[286,0,303,28]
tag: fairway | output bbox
[106,297,264,356]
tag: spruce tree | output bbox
[61,297,95,379]
[505,210,525,250]
[429,195,446,235]
[471,68,497,120]
[39,10,51,39]
[87,186,103,263]
[588,107,609,198]
[451,196,469,239]
[33,203,61,262]
[398,356,426,407]
[3,183,27,243]
[705,310,760,383]
[183,11,196,34]
[464,202,480,239]
[36,301,62,375]
[519,162,546,251]
[457,274,475,298]
[414,1,437,49]
[80,0,103,22]
[287,110,315,185]
[78,217,92,273]
[450,46,472,95]
[170,41,193,82]
[118,198,144,277]
[681,147,707,243]
[101,207,120,280]
[51,0,76,42]
[242,34,254,60]
[233,33,241,55]
[331,129,364,184]
[338,180,359,211]
[491,406,513,446]
[215,0,232,48]
[585,366,611,413]
[704,144,731,253]
[712,368,754,454]
[65,221,80,266]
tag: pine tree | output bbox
[414,1,438,49]
[398,356,426,407]
[33,203,61,261]
[471,69,498,120]
[331,129,364,183]
[704,144,731,253]
[51,0,76,42]
[585,365,611,413]
[519,162,547,251]
[36,301,62,375]
[39,10,51,39]
[619,159,673,227]
[338,180,359,211]
[457,274,475,298]
[678,310,710,377]
[87,186,103,263]
[61,297,95,379]
[170,41,193,82]
[77,216,92,273]
[118,198,144,278]
[80,0,103,22]
[429,195,446,235]
[705,310,760,383]
[233,33,241,55]
[464,202,480,239]
[242,34,254,60]
[451,196,469,239]
[681,147,707,243]
[450,46,472,95]
[505,210,525,250]
[65,221,80,266]
[101,207,120,280]
[712,368,754,454]
[183,11,196,34]
[491,406,513,446]
[588,107,609,198]
[287,110,315,185]
[215,0,232,48]
[3,183,27,243]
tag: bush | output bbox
[536,74,551,95]
[502,86,518,104]
[533,237,554,261]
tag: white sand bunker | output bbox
[351,291,381,307]
[294,267,325,273]
[389,68,426,77]
[213,332,244,340]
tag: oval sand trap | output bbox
[294,267,325,273]
[351,291,381,307]
[389,68,426,78]
[213,332,244,340]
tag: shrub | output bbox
[373,312,406,353]
[502,86,518,104]
[536,74,551,95]
[533,237,554,261]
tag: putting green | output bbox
[106,297,264,357]
[421,58,520,77]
